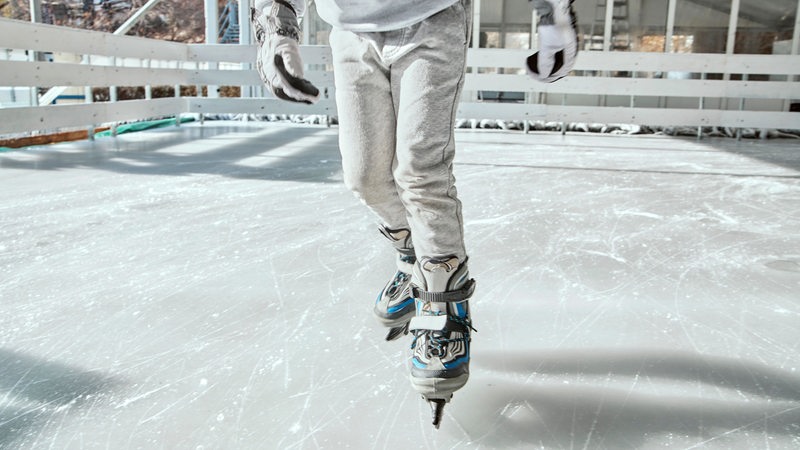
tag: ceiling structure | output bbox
[685,0,798,28]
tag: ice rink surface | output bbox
[1,121,800,449]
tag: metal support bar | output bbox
[38,0,164,106]
[114,0,163,36]
[725,0,740,56]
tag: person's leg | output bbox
[329,29,417,333]
[388,0,476,417]
[329,28,408,232]
[390,0,471,262]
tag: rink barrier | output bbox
[1,18,799,136]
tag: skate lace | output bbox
[385,271,410,298]
[411,313,477,359]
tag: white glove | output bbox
[526,0,578,83]
[251,0,320,104]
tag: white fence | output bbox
[1,17,799,136]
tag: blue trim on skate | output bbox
[445,354,469,370]
[412,354,470,370]
[388,297,414,314]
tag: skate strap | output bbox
[411,279,475,303]
[408,315,470,333]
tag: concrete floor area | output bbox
[1,122,799,449]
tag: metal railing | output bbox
[218,0,240,44]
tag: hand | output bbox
[526,0,578,83]
[251,1,320,104]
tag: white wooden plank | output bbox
[466,49,800,75]
[190,69,333,87]
[0,61,333,90]
[457,102,546,120]
[4,58,794,101]
[188,44,332,65]
[456,103,800,129]
[463,73,800,99]
[548,106,800,129]
[186,97,337,116]
[0,60,187,87]
[0,98,185,134]
[0,18,188,60]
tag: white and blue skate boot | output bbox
[408,256,476,428]
[374,227,417,341]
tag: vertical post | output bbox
[526,3,538,132]
[302,2,310,44]
[110,57,118,104]
[29,0,43,106]
[205,0,219,99]
[472,0,481,51]
[239,0,252,45]
[85,55,94,140]
[725,0,740,56]
[792,0,800,56]
[665,0,677,53]
[697,72,706,140]
[29,0,43,23]
[145,59,153,100]
[5,49,18,104]
[174,60,182,127]
[205,0,219,45]
[603,0,614,52]
[784,0,800,112]
[469,0,481,103]
[530,5,538,50]
[724,0,740,130]
[659,0,678,110]
[599,0,615,109]
[239,0,253,99]
[736,73,747,141]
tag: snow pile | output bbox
[201,114,800,140]
[455,119,800,139]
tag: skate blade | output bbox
[385,322,409,341]
[428,398,448,429]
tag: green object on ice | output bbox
[95,116,196,137]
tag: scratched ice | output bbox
[1,122,800,449]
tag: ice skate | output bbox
[407,256,476,428]
[374,226,417,341]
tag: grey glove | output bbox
[527,0,578,83]
[251,0,320,103]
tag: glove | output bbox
[250,0,320,104]
[526,0,578,83]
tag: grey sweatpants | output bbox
[330,0,472,262]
